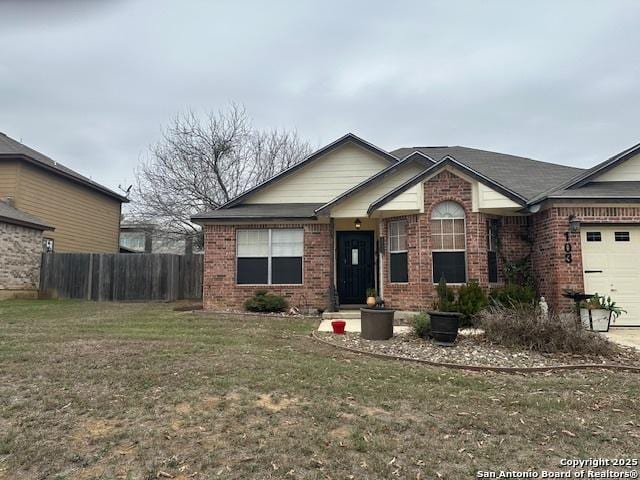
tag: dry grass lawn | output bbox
[0,300,638,479]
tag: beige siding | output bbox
[0,161,19,199]
[330,162,423,218]
[246,143,391,204]
[476,183,521,209]
[595,152,640,181]
[15,163,121,253]
[377,184,423,212]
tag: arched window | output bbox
[430,201,466,283]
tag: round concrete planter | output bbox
[427,311,462,346]
[360,308,394,340]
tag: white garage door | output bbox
[581,226,640,327]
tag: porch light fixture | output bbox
[568,214,580,233]
[354,218,362,230]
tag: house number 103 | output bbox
[563,232,572,264]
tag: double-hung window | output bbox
[431,201,466,283]
[389,220,408,283]
[237,229,303,284]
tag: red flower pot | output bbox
[331,320,346,334]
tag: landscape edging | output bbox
[310,331,640,374]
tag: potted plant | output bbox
[580,293,627,332]
[366,288,377,307]
[427,276,462,346]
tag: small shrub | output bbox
[477,304,617,356]
[489,283,535,307]
[436,276,457,312]
[244,291,288,313]
[457,280,488,326]
[412,313,431,338]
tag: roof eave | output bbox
[0,214,54,231]
[0,154,130,203]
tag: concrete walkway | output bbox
[605,328,640,350]
[318,318,411,334]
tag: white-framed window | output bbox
[236,229,303,284]
[430,201,466,283]
[389,220,408,283]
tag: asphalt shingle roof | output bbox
[0,132,128,202]
[391,146,584,201]
[0,200,53,230]
[192,203,323,221]
[546,181,640,199]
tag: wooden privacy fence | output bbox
[40,253,203,301]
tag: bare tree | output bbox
[129,104,312,246]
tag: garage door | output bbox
[581,226,640,327]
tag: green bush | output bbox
[457,280,488,326]
[436,276,456,312]
[489,283,535,307]
[244,291,288,313]
[477,304,617,356]
[412,313,431,338]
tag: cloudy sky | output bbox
[1,0,639,195]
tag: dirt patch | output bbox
[360,406,389,417]
[84,418,118,437]
[255,394,297,412]
[176,402,192,415]
[328,426,351,440]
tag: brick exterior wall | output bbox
[496,216,531,284]
[380,171,492,310]
[0,221,42,292]
[203,223,332,311]
[200,176,640,313]
[530,205,640,313]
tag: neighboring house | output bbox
[120,222,196,254]
[192,133,640,326]
[0,132,128,253]
[0,199,53,298]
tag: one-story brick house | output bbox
[192,134,640,326]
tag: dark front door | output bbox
[336,231,375,305]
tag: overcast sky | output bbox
[1,0,639,195]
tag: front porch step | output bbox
[322,310,420,321]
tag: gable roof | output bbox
[368,155,530,214]
[313,151,435,216]
[219,133,399,209]
[0,200,54,230]
[526,142,640,205]
[391,146,584,201]
[561,141,640,190]
[0,132,129,203]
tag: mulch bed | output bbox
[315,331,640,370]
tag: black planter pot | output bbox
[427,311,462,346]
[360,308,395,340]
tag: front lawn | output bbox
[0,300,638,479]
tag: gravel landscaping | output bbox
[316,330,640,368]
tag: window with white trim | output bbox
[389,220,408,282]
[430,201,466,283]
[237,229,303,284]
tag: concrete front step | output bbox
[322,310,419,321]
